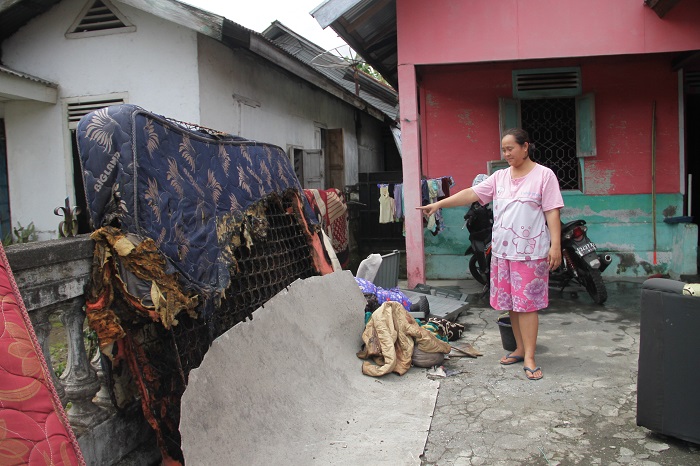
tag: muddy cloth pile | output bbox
[77,104,334,464]
[357,301,452,377]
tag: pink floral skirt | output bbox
[489,257,550,313]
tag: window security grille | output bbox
[521,98,580,190]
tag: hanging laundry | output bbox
[375,176,455,235]
[426,179,440,233]
[393,184,403,221]
[304,188,350,268]
[378,184,396,223]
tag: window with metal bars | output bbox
[521,98,580,190]
[498,67,597,190]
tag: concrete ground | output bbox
[413,277,700,465]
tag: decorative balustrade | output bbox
[5,235,159,465]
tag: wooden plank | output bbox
[310,0,364,29]
[115,0,223,39]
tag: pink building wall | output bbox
[419,55,680,195]
[396,0,700,285]
[397,0,700,65]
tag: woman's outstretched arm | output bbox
[416,187,480,217]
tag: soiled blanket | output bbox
[357,301,451,377]
[304,188,349,267]
[0,244,84,465]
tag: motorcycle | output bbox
[551,219,611,304]
[463,177,611,304]
[463,200,492,289]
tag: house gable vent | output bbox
[685,71,700,95]
[67,0,135,38]
[66,97,125,129]
[513,67,582,99]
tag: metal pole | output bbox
[689,173,693,217]
[652,101,657,265]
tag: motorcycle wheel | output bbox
[579,268,607,305]
[469,255,489,286]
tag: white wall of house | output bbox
[1,0,200,238]
[1,0,388,239]
[198,35,387,187]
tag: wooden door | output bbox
[327,128,344,189]
[302,149,324,189]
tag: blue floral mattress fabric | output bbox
[76,104,316,308]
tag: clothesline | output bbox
[377,176,455,235]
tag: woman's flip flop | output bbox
[524,366,543,380]
[500,353,525,365]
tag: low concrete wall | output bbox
[424,193,699,280]
[5,235,160,465]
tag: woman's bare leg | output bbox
[499,310,525,363]
[511,311,541,379]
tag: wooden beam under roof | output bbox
[672,50,700,71]
[644,0,682,18]
[344,0,391,33]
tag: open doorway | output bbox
[686,92,700,270]
[0,120,10,240]
[70,130,91,234]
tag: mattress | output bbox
[0,243,84,465]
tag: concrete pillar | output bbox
[398,64,425,288]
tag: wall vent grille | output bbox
[513,68,582,98]
[67,0,135,37]
[67,98,124,129]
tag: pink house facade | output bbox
[396,0,700,285]
[314,0,700,285]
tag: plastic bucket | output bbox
[497,314,516,351]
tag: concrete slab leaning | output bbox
[180,271,440,465]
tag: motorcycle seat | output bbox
[561,219,586,231]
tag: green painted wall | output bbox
[424,193,698,279]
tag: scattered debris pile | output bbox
[77,104,334,464]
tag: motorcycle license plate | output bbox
[574,241,596,256]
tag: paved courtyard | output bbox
[417,278,700,465]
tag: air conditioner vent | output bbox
[513,68,582,98]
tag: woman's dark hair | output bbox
[502,128,535,159]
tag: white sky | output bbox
[183,0,350,53]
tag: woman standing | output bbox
[417,129,563,380]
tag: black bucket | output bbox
[497,313,516,351]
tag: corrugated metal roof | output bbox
[1,0,393,119]
[0,64,57,87]
[311,0,397,88]
[263,21,398,121]
[0,0,61,42]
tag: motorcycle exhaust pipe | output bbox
[598,254,613,273]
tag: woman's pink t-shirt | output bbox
[471,164,564,261]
